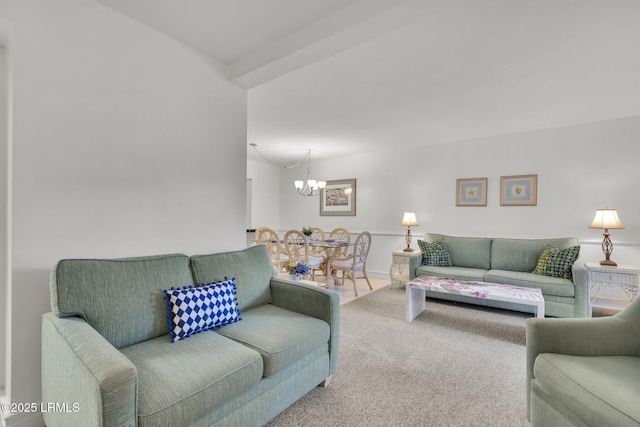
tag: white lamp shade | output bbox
[589,208,625,230]
[294,180,303,189]
[318,181,326,189]
[401,211,419,226]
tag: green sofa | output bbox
[408,233,588,318]
[41,245,340,427]
[526,297,640,425]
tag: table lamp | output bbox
[401,211,419,252]
[589,207,625,266]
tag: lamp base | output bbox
[599,230,617,267]
[404,227,413,252]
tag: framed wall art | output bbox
[456,177,487,206]
[500,174,537,206]
[320,178,356,216]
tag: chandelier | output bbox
[294,149,326,197]
[249,144,325,197]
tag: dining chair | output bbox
[329,231,372,296]
[255,226,267,239]
[310,227,325,242]
[255,226,289,277]
[310,227,327,277]
[283,229,325,280]
[329,228,351,257]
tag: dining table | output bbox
[308,239,351,286]
[255,237,351,286]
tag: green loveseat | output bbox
[41,245,340,426]
[408,233,588,318]
[526,297,640,425]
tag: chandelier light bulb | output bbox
[294,149,325,197]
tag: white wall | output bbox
[272,116,640,277]
[1,0,247,425]
[247,159,281,230]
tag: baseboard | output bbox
[366,270,391,280]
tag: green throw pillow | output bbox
[418,239,452,267]
[532,245,580,280]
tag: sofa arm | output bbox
[269,278,341,376]
[408,252,423,280]
[525,302,640,419]
[42,313,137,427]
[571,260,589,317]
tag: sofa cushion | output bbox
[486,269,574,297]
[163,279,240,343]
[51,254,193,349]
[533,245,580,280]
[415,265,487,282]
[190,245,274,312]
[120,331,263,427]
[533,354,640,426]
[491,237,579,272]
[424,233,491,270]
[215,304,330,377]
[418,239,452,266]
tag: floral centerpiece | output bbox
[302,226,313,236]
[288,262,310,281]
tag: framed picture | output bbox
[456,177,487,206]
[320,178,356,216]
[500,174,537,206]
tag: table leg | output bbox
[323,246,339,286]
[535,301,545,318]
[406,285,426,322]
[389,262,400,289]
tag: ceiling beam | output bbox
[227,0,444,89]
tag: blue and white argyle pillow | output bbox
[163,278,241,343]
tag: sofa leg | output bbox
[319,375,333,387]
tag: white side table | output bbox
[390,249,419,288]
[585,262,640,313]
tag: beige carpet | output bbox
[267,285,532,427]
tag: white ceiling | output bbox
[97,0,640,164]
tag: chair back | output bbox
[353,231,372,266]
[310,227,325,241]
[284,229,310,265]
[310,227,325,255]
[255,226,267,239]
[255,226,267,248]
[329,228,350,257]
[256,227,284,262]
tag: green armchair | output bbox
[526,297,640,426]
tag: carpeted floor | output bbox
[267,285,533,427]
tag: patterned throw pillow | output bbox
[163,278,241,343]
[532,245,580,280]
[418,239,452,267]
